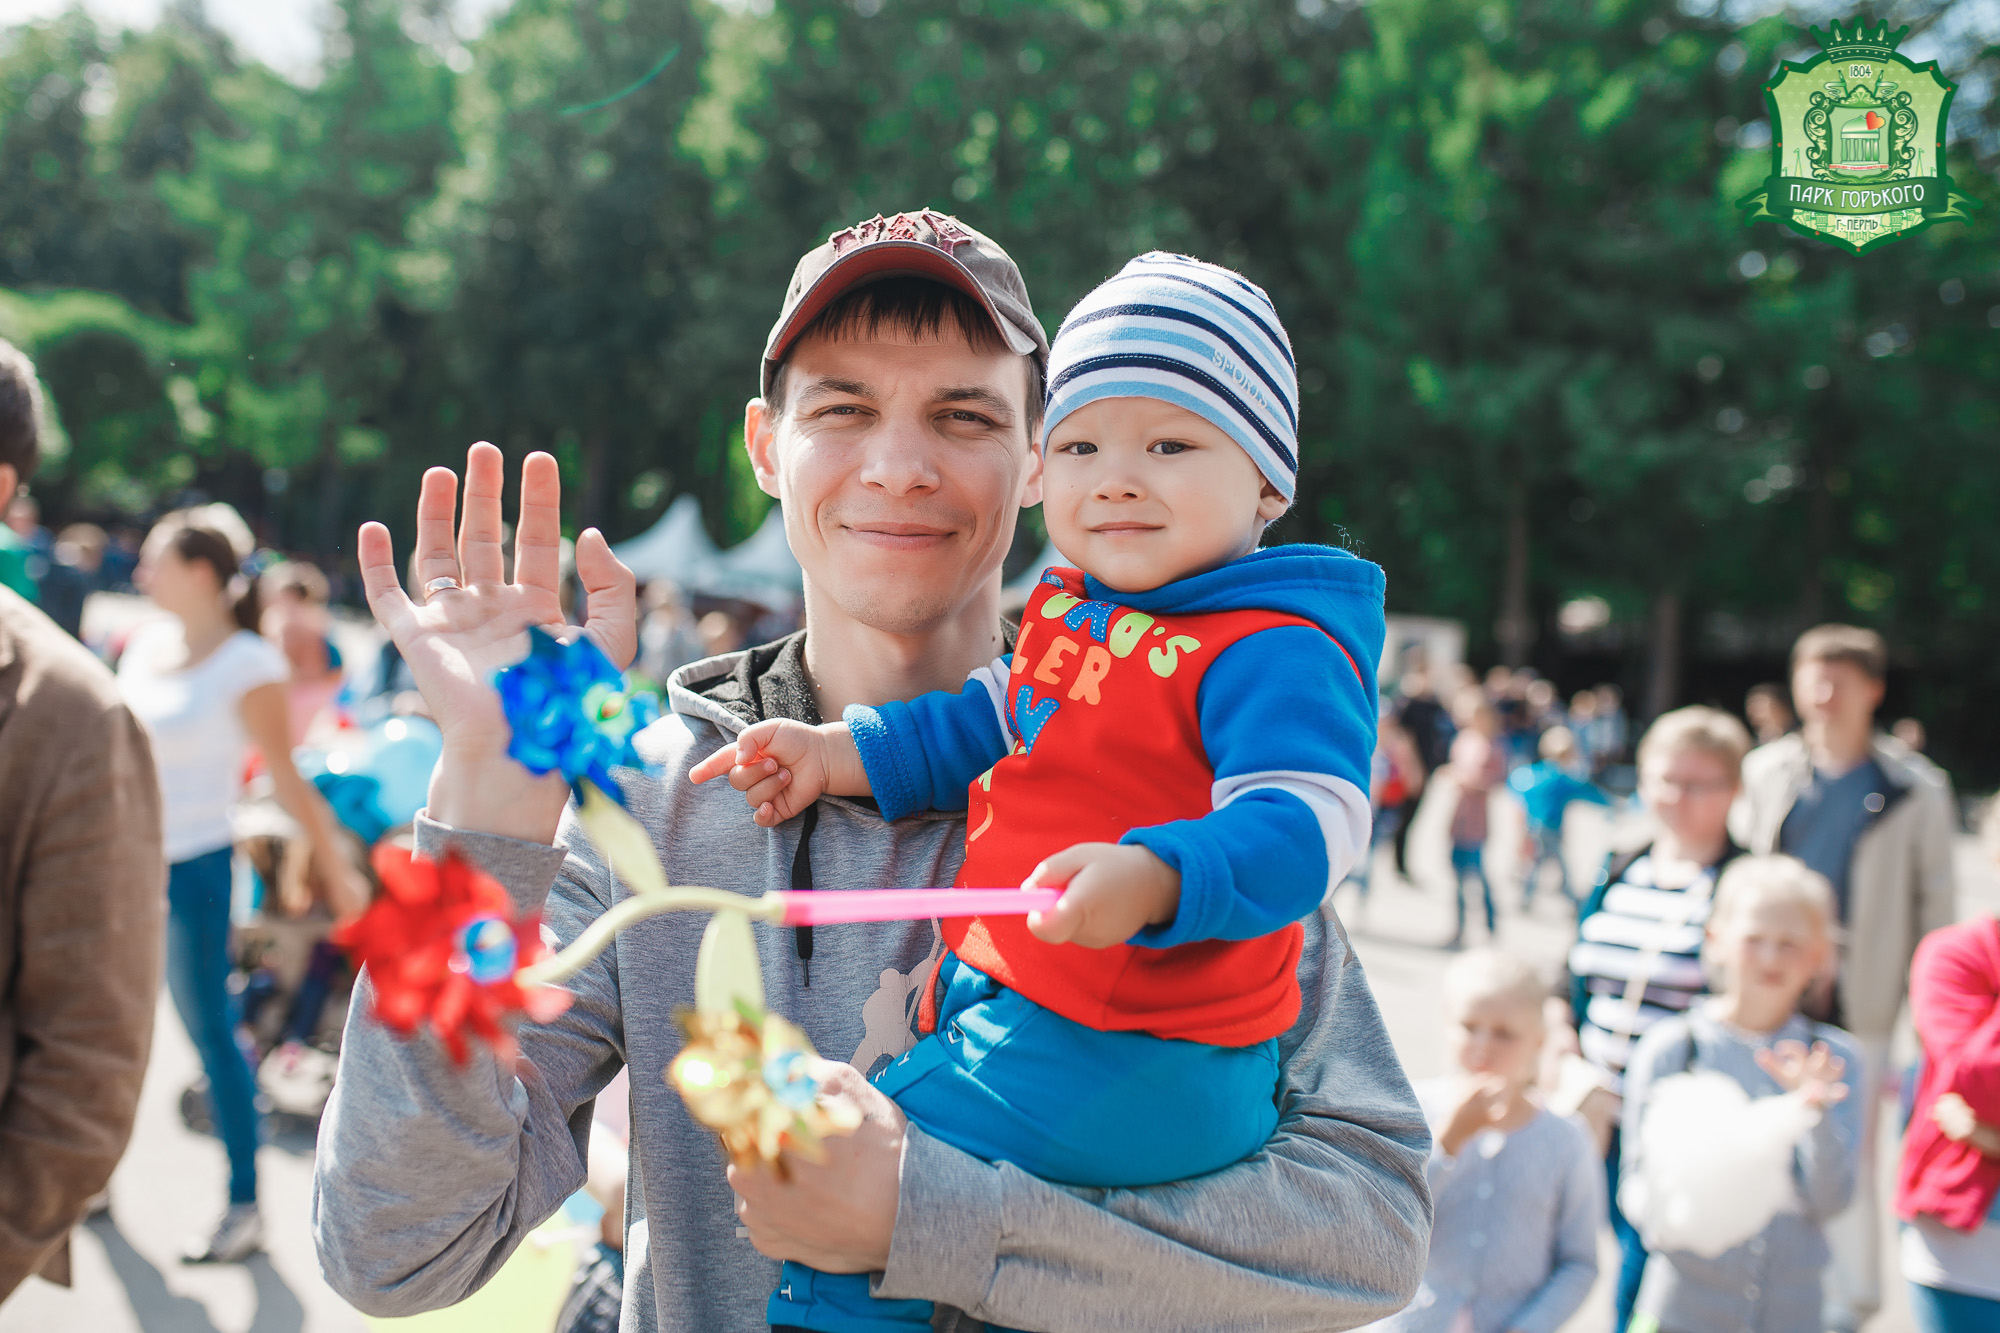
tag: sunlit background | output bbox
[1,0,1998,773]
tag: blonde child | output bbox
[1371,950,1600,1333]
[1621,855,1861,1333]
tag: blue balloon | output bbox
[365,716,444,825]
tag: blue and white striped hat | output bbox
[1043,252,1299,501]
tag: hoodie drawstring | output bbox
[791,802,818,986]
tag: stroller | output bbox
[179,715,443,1132]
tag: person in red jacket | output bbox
[1896,805,2000,1331]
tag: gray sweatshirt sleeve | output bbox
[1791,1030,1863,1223]
[875,905,1434,1333]
[1502,1121,1603,1333]
[312,814,626,1316]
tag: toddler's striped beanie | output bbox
[1043,252,1299,501]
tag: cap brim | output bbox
[761,242,1040,393]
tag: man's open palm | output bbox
[357,443,636,837]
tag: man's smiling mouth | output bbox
[843,521,955,548]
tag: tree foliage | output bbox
[1,0,1997,772]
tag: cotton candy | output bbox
[1620,1070,1820,1258]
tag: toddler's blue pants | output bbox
[767,954,1281,1333]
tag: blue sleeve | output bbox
[1123,625,1376,948]
[844,665,1013,821]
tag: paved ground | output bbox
[1,998,362,1333]
[7,787,1990,1332]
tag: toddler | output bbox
[692,253,1384,1333]
[1367,950,1600,1333]
[1621,855,1860,1333]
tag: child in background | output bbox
[1368,950,1600,1333]
[1508,726,1609,908]
[693,252,1384,1333]
[1621,855,1860,1333]
[1447,689,1507,948]
[1564,704,1751,1330]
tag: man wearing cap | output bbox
[315,212,1430,1333]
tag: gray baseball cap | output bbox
[761,209,1049,396]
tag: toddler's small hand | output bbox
[1021,843,1180,949]
[688,719,829,827]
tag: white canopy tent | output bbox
[611,494,719,586]
[696,506,803,607]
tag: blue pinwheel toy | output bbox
[493,626,659,803]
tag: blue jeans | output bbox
[1605,1126,1647,1332]
[1522,824,1571,906]
[1451,843,1494,940]
[167,847,260,1205]
[1911,1282,2000,1333]
[769,955,1281,1333]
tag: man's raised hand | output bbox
[356,443,636,842]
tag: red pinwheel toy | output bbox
[335,844,571,1063]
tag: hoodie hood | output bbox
[670,632,820,736]
[1080,543,1387,702]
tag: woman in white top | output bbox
[119,511,367,1264]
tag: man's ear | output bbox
[0,464,15,504]
[1256,482,1291,523]
[743,399,781,500]
[1019,434,1044,510]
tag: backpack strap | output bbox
[1665,1023,1698,1077]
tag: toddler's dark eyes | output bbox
[1152,440,1189,454]
[1061,441,1098,455]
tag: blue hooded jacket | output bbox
[847,543,1385,951]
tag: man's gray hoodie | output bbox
[312,634,1432,1332]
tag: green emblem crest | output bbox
[1739,18,1978,254]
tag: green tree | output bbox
[428,0,730,542]
[163,0,455,557]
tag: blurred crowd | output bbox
[1354,624,1990,1333]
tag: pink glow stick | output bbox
[776,888,1062,927]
